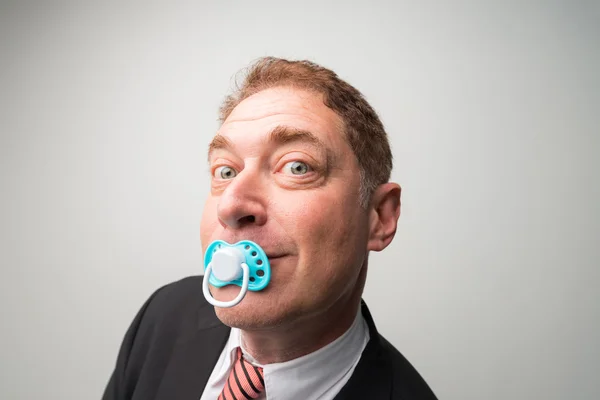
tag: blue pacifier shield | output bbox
[205,240,271,291]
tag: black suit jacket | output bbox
[102,276,437,400]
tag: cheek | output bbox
[284,194,363,261]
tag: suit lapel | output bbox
[154,304,231,400]
[333,301,392,400]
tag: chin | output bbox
[213,290,300,331]
[215,305,284,331]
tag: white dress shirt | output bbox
[200,307,370,400]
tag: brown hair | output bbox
[219,57,392,207]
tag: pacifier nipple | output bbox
[211,247,244,282]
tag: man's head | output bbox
[200,57,401,330]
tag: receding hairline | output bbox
[220,85,338,123]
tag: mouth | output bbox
[266,253,296,264]
[210,238,291,262]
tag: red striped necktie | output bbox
[219,347,265,400]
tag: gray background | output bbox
[1,1,598,399]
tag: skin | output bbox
[200,86,401,364]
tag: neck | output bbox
[240,266,367,364]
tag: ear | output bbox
[367,183,401,252]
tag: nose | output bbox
[217,170,267,229]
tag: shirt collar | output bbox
[222,306,370,400]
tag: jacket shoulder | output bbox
[378,334,438,400]
[138,275,217,336]
[102,275,220,400]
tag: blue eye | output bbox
[283,161,310,175]
[214,166,238,179]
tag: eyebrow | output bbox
[207,125,328,160]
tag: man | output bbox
[102,57,437,400]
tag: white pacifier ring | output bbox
[203,261,250,308]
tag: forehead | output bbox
[217,87,345,147]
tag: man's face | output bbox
[200,87,370,329]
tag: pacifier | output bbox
[202,240,271,308]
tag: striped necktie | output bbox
[219,347,265,400]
